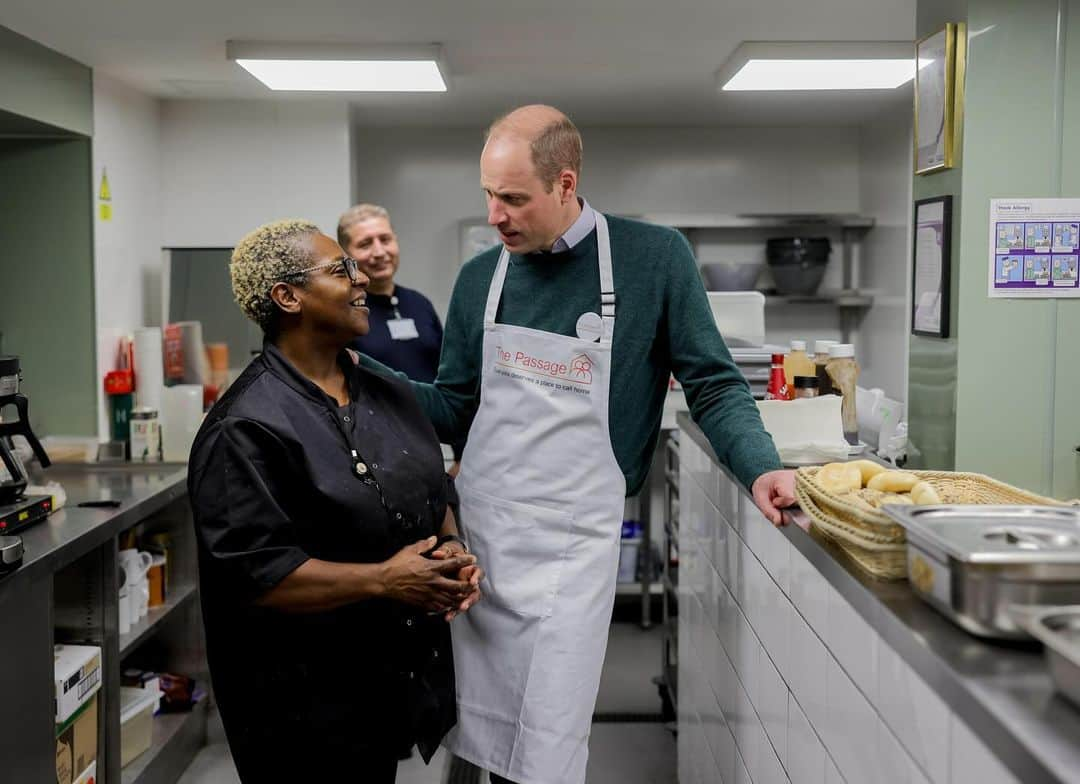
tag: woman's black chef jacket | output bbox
[188,342,456,777]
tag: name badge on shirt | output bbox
[387,318,420,341]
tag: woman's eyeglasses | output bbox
[280,257,364,285]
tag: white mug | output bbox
[119,548,153,578]
[138,580,150,619]
[118,564,131,635]
[119,549,152,624]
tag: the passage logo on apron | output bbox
[494,346,595,394]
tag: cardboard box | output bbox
[56,695,98,784]
[54,645,101,724]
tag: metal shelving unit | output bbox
[659,432,680,720]
[119,582,197,656]
[641,213,877,343]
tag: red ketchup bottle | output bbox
[764,353,791,400]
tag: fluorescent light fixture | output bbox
[717,41,921,92]
[724,59,919,91]
[226,41,447,92]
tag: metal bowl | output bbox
[701,261,764,292]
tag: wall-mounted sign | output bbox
[912,196,952,337]
[98,169,112,222]
[988,199,1080,298]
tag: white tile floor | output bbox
[177,622,677,784]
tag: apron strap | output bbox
[595,213,615,346]
[483,211,617,344]
[483,246,513,329]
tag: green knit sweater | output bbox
[368,214,781,495]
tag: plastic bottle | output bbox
[783,340,815,388]
[825,344,860,446]
[764,353,790,400]
[793,376,820,399]
[813,340,838,396]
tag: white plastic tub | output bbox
[119,687,158,767]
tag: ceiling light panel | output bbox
[723,59,918,91]
[235,58,446,92]
[226,42,448,93]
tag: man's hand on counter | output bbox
[751,470,797,527]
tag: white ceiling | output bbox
[0,0,916,126]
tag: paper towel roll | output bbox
[134,328,164,412]
[161,385,203,462]
[174,321,208,386]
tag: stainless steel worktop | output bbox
[0,463,187,593]
[677,411,1080,784]
[0,461,200,784]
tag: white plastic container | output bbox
[617,540,639,583]
[706,291,766,348]
[119,687,158,767]
[161,384,203,462]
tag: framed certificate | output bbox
[915,23,965,175]
[912,196,952,337]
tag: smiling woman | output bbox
[187,219,483,783]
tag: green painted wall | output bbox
[1053,1,1080,498]
[0,138,97,436]
[0,25,92,137]
[910,0,1080,499]
[907,1,967,471]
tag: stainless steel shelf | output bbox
[763,291,874,308]
[119,583,197,657]
[641,213,875,231]
[120,698,209,784]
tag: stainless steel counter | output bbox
[0,462,201,784]
[677,411,1080,784]
[6,463,187,585]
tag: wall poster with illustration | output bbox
[989,199,1080,299]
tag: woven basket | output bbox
[795,466,1072,580]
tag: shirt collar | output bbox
[260,341,360,407]
[549,197,596,253]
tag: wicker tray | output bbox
[795,466,1071,580]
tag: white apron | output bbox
[444,213,626,784]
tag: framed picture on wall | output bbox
[914,23,966,175]
[912,195,952,338]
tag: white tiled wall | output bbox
[677,433,1022,784]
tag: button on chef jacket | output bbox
[188,342,456,777]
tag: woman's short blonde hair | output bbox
[337,203,391,247]
[230,219,320,334]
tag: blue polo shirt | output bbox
[350,285,444,384]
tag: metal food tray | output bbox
[1018,606,1080,709]
[882,505,1080,639]
[883,505,1080,564]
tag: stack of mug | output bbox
[118,548,167,634]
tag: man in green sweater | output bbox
[369,105,793,784]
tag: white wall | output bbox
[351,125,862,320]
[160,100,351,248]
[91,72,162,441]
[857,103,913,402]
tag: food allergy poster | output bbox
[989,199,1080,298]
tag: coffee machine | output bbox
[0,355,54,534]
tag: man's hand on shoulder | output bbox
[750,469,797,527]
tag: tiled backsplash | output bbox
[676,432,1020,784]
